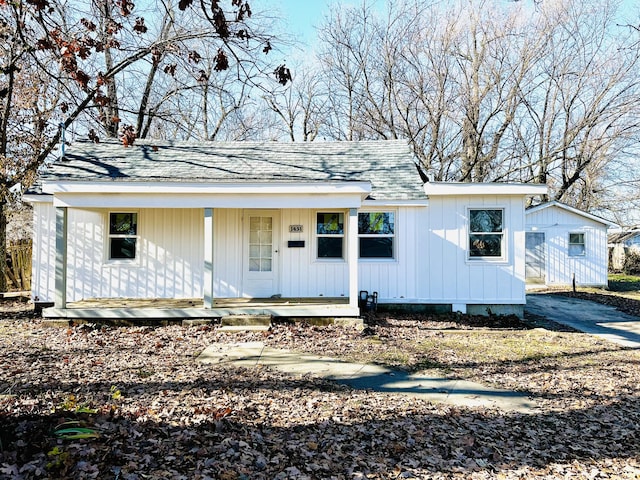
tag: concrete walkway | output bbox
[525,293,640,348]
[198,341,535,413]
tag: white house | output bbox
[525,201,618,287]
[25,140,546,320]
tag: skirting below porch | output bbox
[42,297,360,320]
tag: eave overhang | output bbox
[42,180,373,209]
[424,182,547,196]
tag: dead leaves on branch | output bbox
[119,124,136,147]
[133,17,147,34]
[214,48,229,71]
[274,64,292,85]
[20,0,291,105]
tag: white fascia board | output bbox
[23,193,53,204]
[52,192,365,209]
[361,199,429,207]
[424,182,547,196]
[42,180,372,196]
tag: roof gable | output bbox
[526,201,618,228]
[41,140,426,201]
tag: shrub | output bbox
[624,249,640,275]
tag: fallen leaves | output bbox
[0,306,639,479]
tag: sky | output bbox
[272,0,640,50]
[276,0,333,45]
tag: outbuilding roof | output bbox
[39,139,426,201]
[526,201,619,228]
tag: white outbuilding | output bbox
[525,201,618,288]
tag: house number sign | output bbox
[289,225,303,233]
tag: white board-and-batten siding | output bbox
[526,206,609,286]
[418,195,527,305]
[32,205,205,302]
[32,200,527,307]
[31,202,56,303]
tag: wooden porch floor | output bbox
[67,297,349,309]
[43,297,359,320]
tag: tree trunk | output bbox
[0,199,7,293]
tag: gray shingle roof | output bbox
[40,140,426,201]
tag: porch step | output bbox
[220,314,272,329]
[217,325,271,333]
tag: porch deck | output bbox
[42,297,360,320]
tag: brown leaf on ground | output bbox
[0,303,639,479]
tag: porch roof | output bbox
[39,140,426,202]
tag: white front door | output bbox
[242,210,280,298]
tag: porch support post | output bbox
[55,206,68,308]
[204,208,214,308]
[348,208,359,309]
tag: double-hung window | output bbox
[108,212,138,260]
[358,211,395,258]
[317,212,344,259]
[469,209,504,259]
[569,233,586,256]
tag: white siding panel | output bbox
[358,207,427,300]
[279,209,315,296]
[65,208,203,301]
[67,209,103,300]
[278,209,349,297]
[427,201,444,300]
[442,199,460,299]
[213,209,242,297]
[422,195,526,305]
[31,202,56,303]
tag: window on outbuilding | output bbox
[358,211,395,258]
[469,209,504,259]
[109,212,138,260]
[317,212,344,259]
[569,232,586,256]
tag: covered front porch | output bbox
[45,181,371,321]
[42,297,360,320]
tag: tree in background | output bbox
[304,0,640,221]
[0,0,288,291]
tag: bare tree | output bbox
[311,0,640,216]
[263,63,328,142]
[0,0,288,290]
[515,0,640,209]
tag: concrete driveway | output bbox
[525,293,640,348]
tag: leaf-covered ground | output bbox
[1,301,639,479]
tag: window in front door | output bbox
[249,216,273,271]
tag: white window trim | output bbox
[568,232,586,257]
[357,209,397,262]
[314,210,347,262]
[466,207,508,263]
[105,210,140,265]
